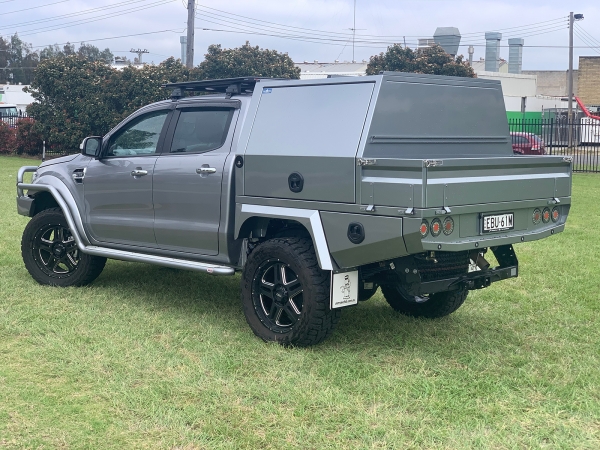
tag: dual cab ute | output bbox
[16,73,572,346]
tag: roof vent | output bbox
[485,32,502,72]
[433,27,461,56]
[508,38,524,74]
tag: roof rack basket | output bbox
[162,77,279,100]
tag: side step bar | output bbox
[84,246,235,275]
[17,180,235,276]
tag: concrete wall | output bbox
[577,57,600,105]
[522,70,578,97]
[476,71,537,97]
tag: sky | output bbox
[2,0,599,70]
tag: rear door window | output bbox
[169,108,234,154]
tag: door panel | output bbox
[83,109,170,247]
[153,107,237,256]
[84,157,157,246]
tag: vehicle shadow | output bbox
[92,260,516,353]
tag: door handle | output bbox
[131,169,148,177]
[196,167,217,174]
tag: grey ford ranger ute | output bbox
[16,74,572,346]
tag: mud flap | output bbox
[330,270,359,309]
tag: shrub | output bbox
[15,118,44,156]
[0,121,17,155]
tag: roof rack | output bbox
[162,77,279,100]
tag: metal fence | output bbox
[1,112,31,128]
[508,118,600,173]
[1,113,75,158]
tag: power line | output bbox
[199,27,600,51]
[28,29,182,49]
[5,0,71,15]
[574,23,600,48]
[573,29,600,55]
[0,0,157,31]
[196,11,566,48]
[2,0,176,38]
[194,5,567,48]
[195,4,566,40]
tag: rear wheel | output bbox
[21,208,106,287]
[380,284,468,318]
[241,237,340,347]
[358,282,379,301]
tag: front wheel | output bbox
[241,237,341,347]
[21,208,106,287]
[380,284,468,318]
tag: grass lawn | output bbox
[0,155,599,449]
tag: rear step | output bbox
[84,246,235,275]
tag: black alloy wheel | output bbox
[241,237,341,346]
[32,223,80,278]
[252,259,304,331]
[22,208,106,287]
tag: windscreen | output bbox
[0,107,18,117]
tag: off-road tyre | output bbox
[380,284,468,318]
[22,208,106,287]
[241,237,341,347]
[358,282,379,301]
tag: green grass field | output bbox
[1,155,599,449]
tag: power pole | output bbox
[352,0,356,62]
[130,48,149,64]
[567,11,574,148]
[186,0,195,69]
[568,12,584,148]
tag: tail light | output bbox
[430,218,442,237]
[420,220,429,238]
[542,207,551,223]
[443,217,454,235]
[551,207,560,223]
[532,208,541,224]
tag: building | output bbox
[295,61,368,80]
[521,70,578,97]
[0,84,34,114]
[576,56,600,106]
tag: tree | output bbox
[26,56,194,151]
[0,34,39,84]
[198,42,300,80]
[26,56,118,151]
[366,44,475,78]
[77,43,113,64]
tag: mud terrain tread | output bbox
[381,285,468,318]
[241,237,340,347]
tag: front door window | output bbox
[106,110,169,157]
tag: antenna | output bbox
[130,48,149,64]
[347,0,365,63]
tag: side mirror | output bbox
[80,136,102,158]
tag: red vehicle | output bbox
[510,132,546,155]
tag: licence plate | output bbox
[481,213,514,233]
